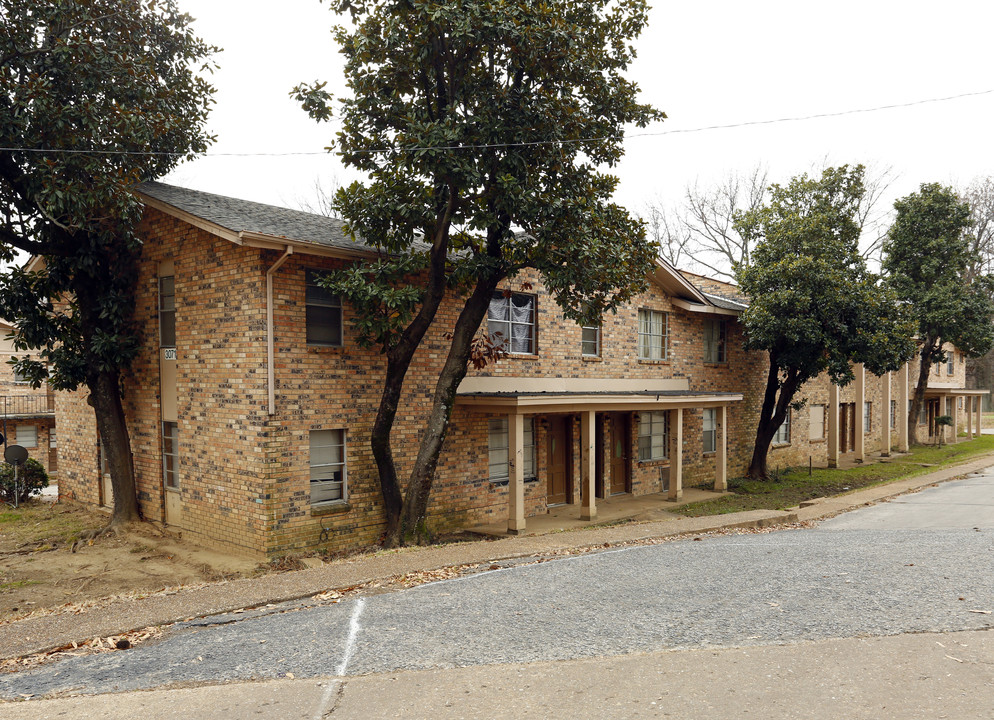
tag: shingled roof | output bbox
[136,181,367,254]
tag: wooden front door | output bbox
[609,413,630,495]
[547,416,571,505]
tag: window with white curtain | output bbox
[488,293,536,354]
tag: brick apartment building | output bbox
[0,318,57,475]
[49,183,985,557]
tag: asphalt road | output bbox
[3,472,994,701]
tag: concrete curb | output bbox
[2,452,992,662]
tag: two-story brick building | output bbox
[49,184,984,557]
[0,318,57,475]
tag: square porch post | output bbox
[854,364,865,462]
[966,395,974,440]
[507,412,526,535]
[898,362,910,452]
[714,405,727,492]
[827,382,840,467]
[668,407,683,501]
[976,396,983,437]
[951,394,960,443]
[880,371,891,457]
[580,410,596,521]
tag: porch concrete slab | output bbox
[469,487,729,537]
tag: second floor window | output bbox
[489,293,536,354]
[638,309,668,360]
[703,319,726,363]
[306,270,343,347]
[581,307,600,357]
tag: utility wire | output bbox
[0,88,990,158]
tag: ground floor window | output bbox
[863,401,872,432]
[310,429,346,504]
[890,400,896,429]
[772,411,790,445]
[488,417,535,482]
[702,408,716,453]
[16,425,37,448]
[162,422,179,490]
[638,411,669,461]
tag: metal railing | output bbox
[0,394,55,417]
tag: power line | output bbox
[0,88,990,158]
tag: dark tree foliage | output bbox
[883,183,994,445]
[736,166,914,480]
[295,0,662,545]
[0,0,216,525]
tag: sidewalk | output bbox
[2,453,993,662]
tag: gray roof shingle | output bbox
[136,181,368,253]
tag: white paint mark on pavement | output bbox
[312,597,366,719]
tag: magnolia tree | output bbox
[0,0,215,526]
[883,183,994,445]
[295,0,661,545]
[735,166,914,480]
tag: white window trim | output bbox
[581,321,601,358]
[488,293,537,355]
[772,411,791,445]
[488,417,536,483]
[162,421,179,490]
[16,424,37,448]
[638,309,668,361]
[638,411,669,461]
[310,429,348,504]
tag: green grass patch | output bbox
[0,511,23,523]
[0,580,40,592]
[674,435,994,517]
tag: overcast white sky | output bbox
[163,0,994,253]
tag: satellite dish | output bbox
[4,445,28,465]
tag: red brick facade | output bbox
[51,196,981,558]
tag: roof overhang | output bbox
[670,298,741,317]
[650,257,711,305]
[137,191,377,261]
[456,376,741,413]
[923,388,989,397]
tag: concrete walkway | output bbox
[2,453,994,663]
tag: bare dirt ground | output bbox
[0,498,258,623]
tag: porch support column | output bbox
[976,396,983,437]
[898,362,910,452]
[951,394,960,444]
[880,371,892,457]
[580,410,596,521]
[668,408,683,501]
[507,412,526,535]
[854,364,865,462]
[714,405,728,492]
[827,382,840,467]
[966,394,974,440]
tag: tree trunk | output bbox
[87,368,140,526]
[747,353,800,481]
[908,339,937,446]
[392,275,500,545]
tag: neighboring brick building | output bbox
[0,318,57,475]
[50,184,985,557]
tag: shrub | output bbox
[0,458,49,504]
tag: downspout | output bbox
[266,246,293,415]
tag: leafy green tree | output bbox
[295,0,661,546]
[883,183,994,445]
[0,0,215,527]
[735,166,915,480]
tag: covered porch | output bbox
[456,377,742,535]
[923,387,987,443]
